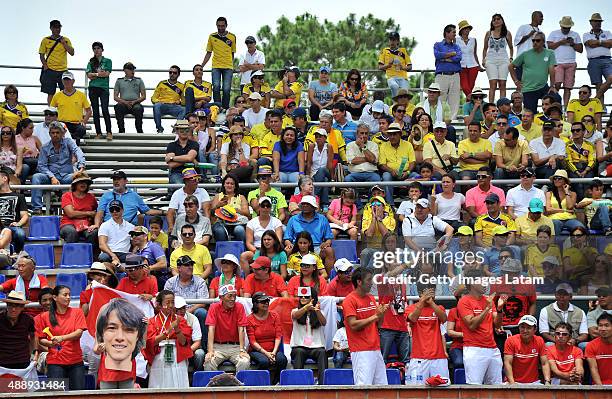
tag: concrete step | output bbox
[84,146,167,153]
[86,153,165,161]
[86,160,167,169]
[84,139,172,147]
[87,169,170,178]
[85,133,176,140]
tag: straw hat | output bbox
[559,16,574,28]
[0,290,29,305]
[71,170,93,187]
[549,169,570,184]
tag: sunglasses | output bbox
[371,201,383,207]
[169,71,179,75]
[245,41,255,45]
[221,260,236,265]
[126,266,143,271]
[520,173,532,178]
[1,131,12,136]
[300,263,314,268]
[129,232,145,237]
[553,176,565,180]
[532,39,543,43]
[499,255,511,260]
[258,176,271,181]
[236,100,245,104]
[571,128,583,133]
[109,207,122,213]
[554,331,570,337]
[476,175,489,179]
[181,232,195,237]
[579,91,589,95]
[395,109,406,113]
[571,233,585,237]
[349,77,359,81]
[5,91,16,95]
[338,269,353,274]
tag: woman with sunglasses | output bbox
[209,254,244,298]
[482,13,513,101]
[0,85,29,130]
[339,69,367,119]
[219,126,253,182]
[391,104,410,138]
[287,253,327,296]
[246,292,287,384]
[0,126,23,183]
[545,170,585,235]
[241,197,283,272]
[60,170,98,245]
[562,226,597,284]
[308,66,337,121]
[15,118,42,184]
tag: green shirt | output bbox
[86,57,113,90]
[247,187,288,218]
[114,77,145,101]
[254,250,287,274]
[512,49,556,93]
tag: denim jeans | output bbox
[99,252,130,263]
[60,225,98,251]
[31,172,73,211]
[212,68,233,109]
[313,168,331,205]
[20,157,38,184]
[344,171,381,183]
[280,171,300,184]
[590,205,612,231]
[333,350,349,368]
[8,226,26,252]
[250,350,288,384]
[192,348,206,371]
[449,348,464,369]
[89,86,112,134]
[168,170,184,195]
[257,157,272,167]
[193,307,208,351]
[387,77,410,98]
[212,221,246,242]
[379,328,411,364]
[552,218,585,235]
[47,363,84,391]
[184,87,204,114]
[381,171,399,205]
[153,103,185,132]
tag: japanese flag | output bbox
[297,286,311,297]
[0,362,38,391]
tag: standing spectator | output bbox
[184,64,212,115]
[465,167,506,220]
[509,32,557,114]
[50,71,92,145]
[378,32,412,98]
[60,171,97,245]
[434,24,462,119]
[506,168,545,218]
[567,85,604,131]
[242,256,288,298]
[202,17,236,110]
[343,267,389,385]
[539,284,589,350]
[339,69,368,119]
[345,123,381,184]
[332,102,358,144]
[378,124,416,204]
[514,11,544,58]
[0,291,35,370]
[31,122,85,214]
[457,122,493,181]
[483,14,513,101]
[566,122,596,199]
[530,121,567,179]
[152,66,185,133]
[308,66,337,121]
[86,42,112,140]
[165,120,199,188]
[113,62,146,133]
[503,315,551,384]
[39,20,74,105]
[15,119,41,184]
[0,255,49,316]
[98,200,134,265]
[457,20,484,99]
[305,128,334,208]
[548,17,583,107]
[585,313,612,385]
[583,13,612,105]
[238,35,265,92]
[169,225,213,280]
[493,127,531,180]
[0,85,28,129]
[546,322,584,385]
[272,126,305,185]
[271,66,303,108]
[0,166,28,251]
[167,168,211,233]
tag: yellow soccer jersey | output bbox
[474,213,516,247]
[183,80,212,104]
[151,80,184,104]
[243,83,271,97]
[50,90,90,124]
[39,36,72,71]
[273,80,304,108]
[567,98,603,123]
[378,47,411,79]
[0,103,29,129]
[205,32,237,69]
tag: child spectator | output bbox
[326,188,358,240]
[333,319,350,368]
[286,231,326,279]
[396,182,423,222]
[148,216,168,251]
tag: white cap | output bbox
[300,195,318,209]
[371,100,385,113]
[301,253,318,265]
[258,196,272,205]
[174,296,187,309]
[214,253,240,269]
[61,71,74,80]
[518,315,537,326]
[219,284,237,296]
[314,128,328,137]
[416,198,430,208]
[248,92,263,101]
[251,70,265,77]
[433,121,447,130]
[334,258,353,272]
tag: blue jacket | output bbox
[433,40,462,74]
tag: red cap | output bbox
[251,256,271,269]
[283,99,296,108]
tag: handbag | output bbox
[70,193,92,232]
[39,37,62,83]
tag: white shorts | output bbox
[351,350,388,385]
[405,358,449,385]
[463,346,503,385]
[485,58,510,81]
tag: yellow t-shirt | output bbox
[39,36,72,71]
[474,213,516,247]
[50,90,90,124]
[287,252,325,275]
[525,244,561,277]
[567,98,603,123]
[273,80,304,108]
[242,83,271,97]
[548,195,576,221]
[221,131,259,149]
[0,103,29,129]
[378,47,412,79]
[493,139,531,167]
[169,244,212,277]
[457,138,492,171]
[151,80,184,104]
[282,115,294,129]
[250,123,271,142]
[563,246,598,281]
[205,32,237,69]
[304,126,347,162]
[361,203,396,249]
[378,140,416,172]
[422,139,457,170]
[515,214,555,240]
[148,231,169,250]
[517,123,541,142]
[258,131,281,157]
[183,80,212,103]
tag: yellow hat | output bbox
[458,20,473,32]
[456,226,474,236]
[590,13,603,22]
[492,225,510,236]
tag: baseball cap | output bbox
[108,199,123,209]
[245,35,256,44]
[43,106,58,115]
[218,284,237,296]
[251,256,271,270]
[456,226,474,236]
[314,128,328,137]
[258,196,272,205]
[416,198,430,208]
[334,258,353,272]
[291,107,307,118]
[528,198,544,213]
[496,97,511,107]
[129,226,149,236]
[555,283,574,295]
[595,286,612,296]
[248,92,263,101]
[283,99,296,108]
[182,167,201,180]
[176,255,196,267]
[251,70,265,78]
[519,315,538,326]
[111,170,127,180]
[300,195,319,209]
[123,254,145,269]
[542,121,556,130]
[370,184,384,194]
[301,254,318,265]
[252,292,271,303]
[320,66,331,73]
[214,253,240,270]
[371,100,385,114]
[257,165,273,176]
[542,256,560,266]
[388,31,400,40]
[232,115,246,124]
[195,108,210,118]
[500,258,522,273]
[485,193,500,203]
[433,121,447,130]
[174,296,187,309]
[521,167,535,177]
[492,225,510,236]
[61,71,74,80]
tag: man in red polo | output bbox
[504,315,551,384]
[0,254,49,316]
[116,254,157,301]
[585,312,612,385]
[324,258,354,297]
[203,284,250,371]
[243,256,288,298]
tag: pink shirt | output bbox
[465,184,506,215]
[16,135,39,158]
[328,198,357,224]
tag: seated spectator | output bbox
[517,108,540,142]
[359,98,388,134]
[184,64,212,114]
[585,313,612,385]
[113,62,146,133]
[144,290,192,388]
[305,128,334,207]
[256,110,282,166]
[462,88,486,125]
[0,126,22,182]
[566,85,604,130]
[50,71,91,145]
[465,167,506,220]
[332,102,358,144]
[529,121,567,179]
[284,195,335,274]
[272,126,305,185]
[563,226,598,284]
[327,188,358,239]
[308,66,337,121]
[290,287,327,383]
[537,256,567,294]
[219,126,255,182]
[271,65,302,108]
[503,315,550,384]
[116,255,158,300]
[170,195,212,248]
[0,166,28,252]
[539,284,589,350]
[332,319,350,368]
[173,296,204,374]
[378,31,412,98]
[0,85,28,129]
[15,119,41,184]
[446,288,467,369]
[430,174,465,231]
[576,179,612,234]
[242,70,271,108]
[287,254,328,296]
[489,114,525,148]
[360,192,396,268]
[288,175,319,217]
[167,168,211,233]
[165,120,199,189]
[577,253,610,295]
[31,121,85,214]
[98,200,134,265]
[131,226,167,288]
[587,287,612,339]
[325,258,354,297]
[545,170,585,234]
[396,182,423,222]
[80,262,116,316]
[0,290,35,371]
[287,231,326,279]
[248,165,288,222]
[403,198,454,252]
[515,199,555,246]
[506,168,545,218]
[148,216,169,251]
[566,122,596,199]
[393,89,416,124]
[210,175,248,242]
[242,92,268,128]
[482,234,515,277]
[474,193,516,247]
[339,69,368,119]
[423,122,459,179]
[0,254,49,316]
[446,227,484,280]
[251,230,287,279]
[169,225,213,280]
[291,107,312,144]
[246,292,287,384]
[378,123,416,204]
[0,223,12,268]
[209,254,244,298]
[152,66,185,133]
[546,322,584,385]
[242,196,283,269]
[496,98,521,127]
[194,109,218,168]
[345,123,381,186]
[243,256,288,298]
[493,126,531,180]
[33,107,72,146]
[60,171,97,246]
[417,83,451,126]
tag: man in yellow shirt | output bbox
[458,122,493,180]
[423,122,458,178]
[202,17,236,110]
[493,126,531,179]
[566,121,596,199]
[378,32,412,98]
[151,65,185,133]
[515,198,555,245]
[39,20,74,105]
[169,224,212,279]
[474,193,516,247]
[257,110,283,166]
[50,71,91,146]
[566,85,604,131]
[378,124,415,204]
[517,108,540,142]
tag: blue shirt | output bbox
[433,40,462,74]
[97,188,150,224]
[333,119,358,144]
[308,80,338,104]
[273,141,304,173]
[284,212,333,247]
[135,241,165,266]
[37,138,85,178]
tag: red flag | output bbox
[269,297,298,342]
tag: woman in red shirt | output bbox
[60,171,98,245]
[209,254,244,297]
[246,292,287,384]
[36,285,87,391]
[287,254,327,297]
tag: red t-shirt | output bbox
[458,294,497,348]
[98,353,136,383]
[246,311,282,352]
[116,276,158,295]
[378,283,408,332]
[79,288,92,306]
[407,304,446,359]
[243,273,287,297]
[2,274,49,316]
[324,277,354,297]
[206,301,248,343]
[447,307,464,350]
[287,275,328,297]
[343,291,380,352]
[209,275,244,297]
[60,192,97,228]
[35,307,88,365]
[504,335,546,383]
[289,193,320,206]
[585,337,612,384]
[546,344,583,373]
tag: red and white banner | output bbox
[0,361,38,391]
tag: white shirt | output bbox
[99,218,135,253]
[397,200,416,218]
[183,311,202,342]
[529,136,566,158]
[505,185,545,217]
[402,214,449,249]
[242,107,268,127]
[168,187,211,215]
[583,30,612,58]
[547,30,582,64]
[238,49,266,85]
[515,24,541,56]
[333,327,348,350]
[33,122,73,146]
[539,302,588,334]
[489,131,525,148]
[434,192,465,221]
[458,37,478,68]
[346,141,378,173]
[246,216,283,249]
[359,103,391,133]
[220,142,251,164]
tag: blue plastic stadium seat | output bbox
[323,368,354,385]
[386,368,402,385]
[215,241,245,260]
[280,369,314,386]
[331,240,359,263]
[24,244,55,269]
[236,370,270,386]
[192,371,223,387]
[454,368,466,384]
[59,243,93,268]
[143,214,169,231]
[27,216,60,241]
[56,273,87,298]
